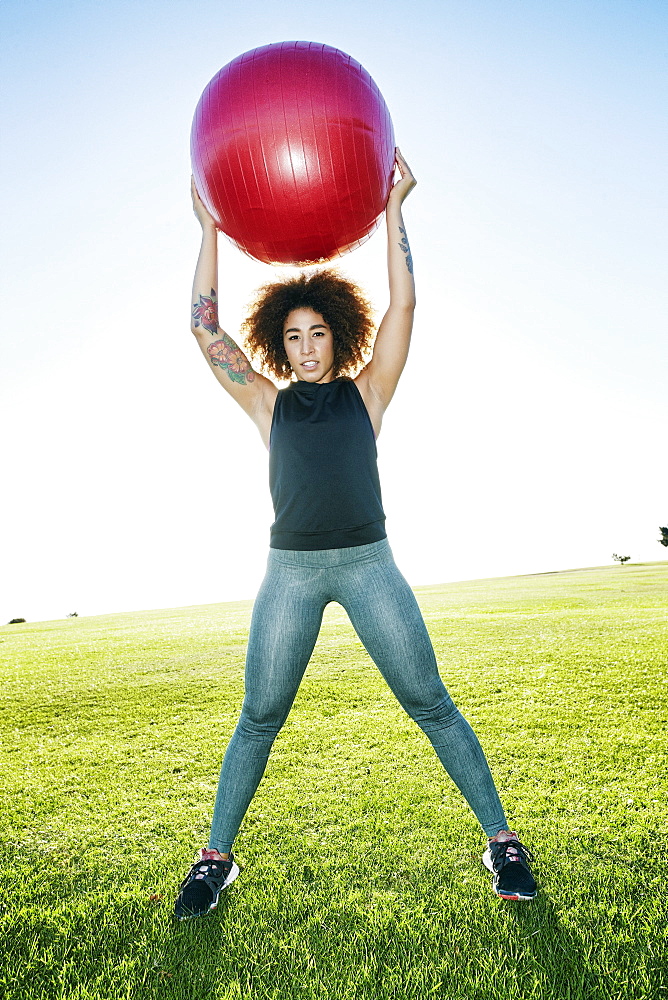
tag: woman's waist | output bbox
[268,534,390,566]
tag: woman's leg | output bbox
[208,553,327,853]
[336,542,508,837]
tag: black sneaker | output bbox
[174,849,240,919]
[482,833,537,901]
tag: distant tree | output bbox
[612,553,631,566]
[67,612,79,618]
[8,618,26,624]
[659,527,668,548]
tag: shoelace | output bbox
[491,839,534,868]
[179,857,228,890]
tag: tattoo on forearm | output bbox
[207,332,255,385]
[398,226,413,275]
[192,288,219,335]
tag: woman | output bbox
[175,151,537,918]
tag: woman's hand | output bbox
[387,148,417,206]
[191,175,218,231]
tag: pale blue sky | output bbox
[1,0,666,622]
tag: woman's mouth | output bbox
[301,361,318,370]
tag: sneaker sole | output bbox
[493,887,537,902]
[176,861,241,920]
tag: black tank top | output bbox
[269,378,387,550]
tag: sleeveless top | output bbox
[269,378,387,550]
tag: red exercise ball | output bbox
[190,41,395,266]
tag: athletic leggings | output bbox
[208,538,507,852]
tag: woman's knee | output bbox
[236,702,289,742]
[403,689,463,731]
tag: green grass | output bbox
[1,563,667,999]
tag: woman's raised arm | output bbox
[355,149,417,429]
[190,178,277,445]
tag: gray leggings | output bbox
[209,538,507,852]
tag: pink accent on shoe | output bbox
[199,849,223,861]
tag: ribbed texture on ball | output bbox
[190,41,395,266]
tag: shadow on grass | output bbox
[496,893,604,999]
[1,848,665,1000]
[494,886,665,1000]
[157,869,666,1000]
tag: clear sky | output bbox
[1,0,666,623]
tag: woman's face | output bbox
[283,308,336,383]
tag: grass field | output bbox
[1,562,666,1000]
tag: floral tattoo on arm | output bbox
[398,226,413,275]
[192,288,219,335]
[207,333,255,386]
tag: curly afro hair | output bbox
[242,269,375,381]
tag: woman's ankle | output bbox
[200,848,230,861]
[488,829,518,843]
